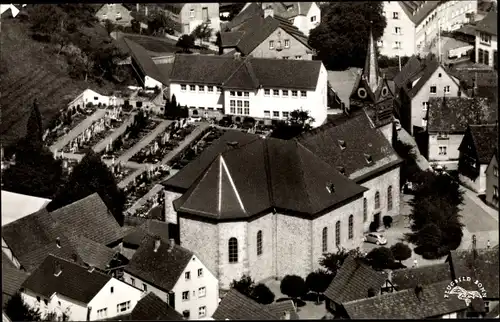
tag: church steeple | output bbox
[363,22,380,93]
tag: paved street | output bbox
[92,112,137,153]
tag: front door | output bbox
[374,213,381,227]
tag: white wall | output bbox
[380,1,416,57]
[428,133,464,164]
[68,89,124,111]
[476,32,497,67]
[304,3,321,36]
[170,84,224,110]
[145,76,164,90]
[459,164,488,193]
[23,290,87,321]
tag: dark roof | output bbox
[297,113,402,180]
[22,255,111,304]
[212,289,277,320]
[130,292,183,320]
[343,281,468,319]
[123,38,169,85]
[123,220,170,247]
[448,249,499,298]
[67,235,117,271]
[427,97,497,133]
[475,9,497,36]
[169,54,322,90]
[406,58,441,98]
[163,130,260,192]
[468,124,498,163]
[448,68,498,89]
[173,137,367,220]
[324,255,388,304]
[2,253,29,305]
[125,235,193,292]
[225,3,263,30]
[393,55,423,89]
[265,300,299,320]
[221,31,245,47]
[391,263,452,290]
[398,1,441,26]
[2,209,82,272]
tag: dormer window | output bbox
[365,153,373,164]
[326,183,335,194]
[338,140,346,150]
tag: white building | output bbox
[122,236,219,320]
[1,190,51,227]
[168,54,328,127]
[67,89,124,111]
[21,255,144,321]
[475,10,497,68]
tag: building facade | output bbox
[380,1,416,57]
[475,10,497,69]
[164,3,220,38]
[485,152,499,208]
[67,89,124,111]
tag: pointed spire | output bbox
[363,21,380,93]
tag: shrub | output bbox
[280,275,307,301]
[251,283,275,305]
[390,242,412,263]
[387,261,407,270]
[369,221,379,232]
[365,247,395,271]
[383,216,393,228]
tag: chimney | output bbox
[56,237,61,248]
[415,285,423,300]
[234,52,242,60]
[154,236,161,252]
[264,5,274,18]
[281,312,291,320]
[168,238,175,252]
[54,261,62,277]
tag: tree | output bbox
[306,270,333,304]
[251,283,275,305]
[26,99,43,145]
[365,247,395,271]
[191,23,212,46]
[280,275,307,303]
[4,293,42,322]
[319,248,350,276]
[47,150,126,226]
[308,2,387,70]
[390,242,412,263]
[393,139,421,187]
[383,215,393,228]
[176,34,195,53]
[270,109,315,140]
[148,12,176,36]
[230,275,255,297]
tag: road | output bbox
[92,112,137,153]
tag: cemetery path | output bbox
[49,109,107,153]
[57,152,153,170]
[92,112,137,153]
[126,183,164,214]
[117,120,172,164]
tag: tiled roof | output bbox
[49,193,124,246]
[221,31,245,47]
[212,289,277,320]
[129,292,182,320]
[125,235,193,292]
[225,3,263,30]
[2,253,29,306]
[406,58,441,98]
[427,97,497,133]
[391,263,452,290]
[22,255,111,304]
[123,38,169,85]
[169,54,322,90]
[398,1,441,26]
[297,113,402,180]
[266,300,299,320]
[67,235,117,271]
[393,55,423,90]
[448,248,499,298]
[324,255,388,304]
[123,220,170,247]
[475,9,497,36]
[343,280,468,319]
[448,68,498,89]
[468,124,498,163]
[173,137,367,220]
[272,2,313,19]
[2,209,82,272]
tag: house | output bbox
[324,255,388,315]
[67,89,125,111]
[297,113,402,232]
[390,263,452,291]
[342,281,468,319]
[168,53,328,127]
[458,124,498,193]
[379,1,478,58]
[475,9,497,69]
[484,149,499,208]
[220,8,314,60]
[2,253,29,306]
[21,255,144,321]
[163,3,220,37]
[121,219,171,260]
[122,235,219,320]
[164,133,368,289]
[426,97,496,169]
[95,4,133,27]
[1,190,51,227]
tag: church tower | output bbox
[349,23,395,143]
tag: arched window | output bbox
[387,186,393,211]
[322,227,328,253]
[375,191,380,209]
[257,231,263,256]
[363,198,367,222]
[335,221,341,246]
[228,238,238,263]
[348,215,354,239]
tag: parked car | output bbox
[363,233,387,245]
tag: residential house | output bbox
[475,9,497,69]
[324,255,388,316]
[95,4,133,27]
[168,54,328,127]
[484,149,499,208]
[426,97,496,169]
[1,190,51,227]
[121,219,171,260]
[2,252,29,306]
[122,235,219,319]
[67,89,125,111]
[163,3,220,37]
[21,255,144,321]
[458,124,498,193]
[220,8,314,60]
[114,292,184,321]
[163,133,368,289]
[448,68,498,111]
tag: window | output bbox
[284,39,290,48]
[363,198,367,222]
[394,27,401,34]
[228,238,238,263]
[264,89,270,96]
[199,85,205,92]
[282,111,289,118]
[484,50,490,66]
[230,91,236,97]
[143,284,147,292]
[190,9,195,18]
[244,92,249,97]
[230,100,236,108]
[44,299,48,306]
[444,85,450,93]
[377,40,384,47]
[335,221,340,245]
[480,32,491,45]
[375,191,380,209]
[393,41,401,49]
[182,291,190,301]
[422,101,429,111]
[94,96,98,100]
[236,100,242,108]
[116,301,131,313]
[181,84,187,92]
[494,186,498,198]
[273,89,280,97]
[199,287,206,298]
[430,86,437,94]
[110,287,114,294]
[217,87,222,93]
[244,101,249,108]
[269,40,275,49]
[478,49,484,64]
[393,12,399,19]
[185,271,191,280]
[130,278,135,286]
[37,296,40,302]
[494,166,498,177]
[264,110,271,117]
[282,90,289,97]
[348,215,354,239]
[237,91,243,97]
[283,56,289,60]
[439,146,447,155]
[387,186,393,211]
[292,90,298,97]
[300,91,307,98]
[295,55,302,60]
[256,230,263,256]
[237,107,243,114]
[189,85,196,92]
[183,310,190,318]
[311,16,316,22]
[207,86,213,92]
[322,227,328,253]
[244,108,250,115]
[97,308,108,318]
[273,111,279,117]
[198,268,203,277]
[199,306,206,318]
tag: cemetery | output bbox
[126,184,165,219]
[122,165,171,212]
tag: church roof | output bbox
[363,25,380,93]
